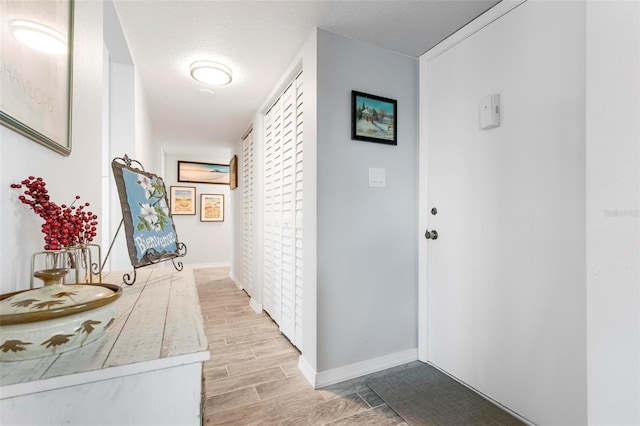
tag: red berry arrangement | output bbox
[10,176,98,251]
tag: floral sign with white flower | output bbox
[112,159,181,268]
[134,173,171,233]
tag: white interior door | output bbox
[418,2,588,425]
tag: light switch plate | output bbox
[369,168,386,187]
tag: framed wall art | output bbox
[229,155,238,190]
[0,0,74,156]
[177,160,230,185]
[351,90,397,146]
[169,186,196,215]
[200,194,224,222]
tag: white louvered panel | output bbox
[280,221,295,339]
[293,73,304,345]
[266,98,283,323]
[262,107,276,315]
[242,131,254,295]
[282,86,295,218]
[278,83,297,341]
[273,98,284,325]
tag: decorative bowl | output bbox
[0,280,122,361]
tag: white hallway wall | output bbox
[163,152,232,267]
[102,0,154,273]
[0,1,104,294]
[316,29,419,374]
[106,61,135,272]
[586,1,640,424]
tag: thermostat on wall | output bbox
[479,94,500,130]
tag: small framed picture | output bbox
[169,186,196,215]
[351,90,397,145]
[177,161,230,185]
[229,155,238,190]
[200,194,224,222]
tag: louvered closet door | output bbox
[264,98,284,324]
[263,109,276,315]
[270,99,284,325]
[263,72,303,346]
[293,74,304,345]
[242,131,254,296]
[279,83,296,340]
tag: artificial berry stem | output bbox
[10,177,98,250]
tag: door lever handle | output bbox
[425,229,438,240]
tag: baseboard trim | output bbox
[309,348,418,389]
[190,262,231,269]
[249,298,262,314]
[229,273,242,290]
[298,356,317,388]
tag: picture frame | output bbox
[169,186,196,215]
[200,194,224,222]
[229,155,238,190]
[177,161,230,185]
[351,90,397,146]
[0,0,74,156]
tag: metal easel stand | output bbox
[121,242,188,286]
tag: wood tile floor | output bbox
[194,267,411,426]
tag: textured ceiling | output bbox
[112,0,500,152]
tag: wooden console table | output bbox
[0,267,209,425]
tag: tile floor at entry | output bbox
[194,267,413,425]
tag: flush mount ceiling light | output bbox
[9,20,67,55]
[190,61,232,86]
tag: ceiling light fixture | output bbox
[190,61,232,86]
[9,20,67,55]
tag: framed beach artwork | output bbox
[229,155,238,190]
[177,161,230,185]
[169,186,196,215]
[200,194,224,222]
[351,90,397,146]
[0,0,74,156]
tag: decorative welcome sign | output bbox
[112,159,181,268]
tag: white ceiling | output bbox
[112,0,500,152]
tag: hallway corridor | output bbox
[194,267,409,425]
